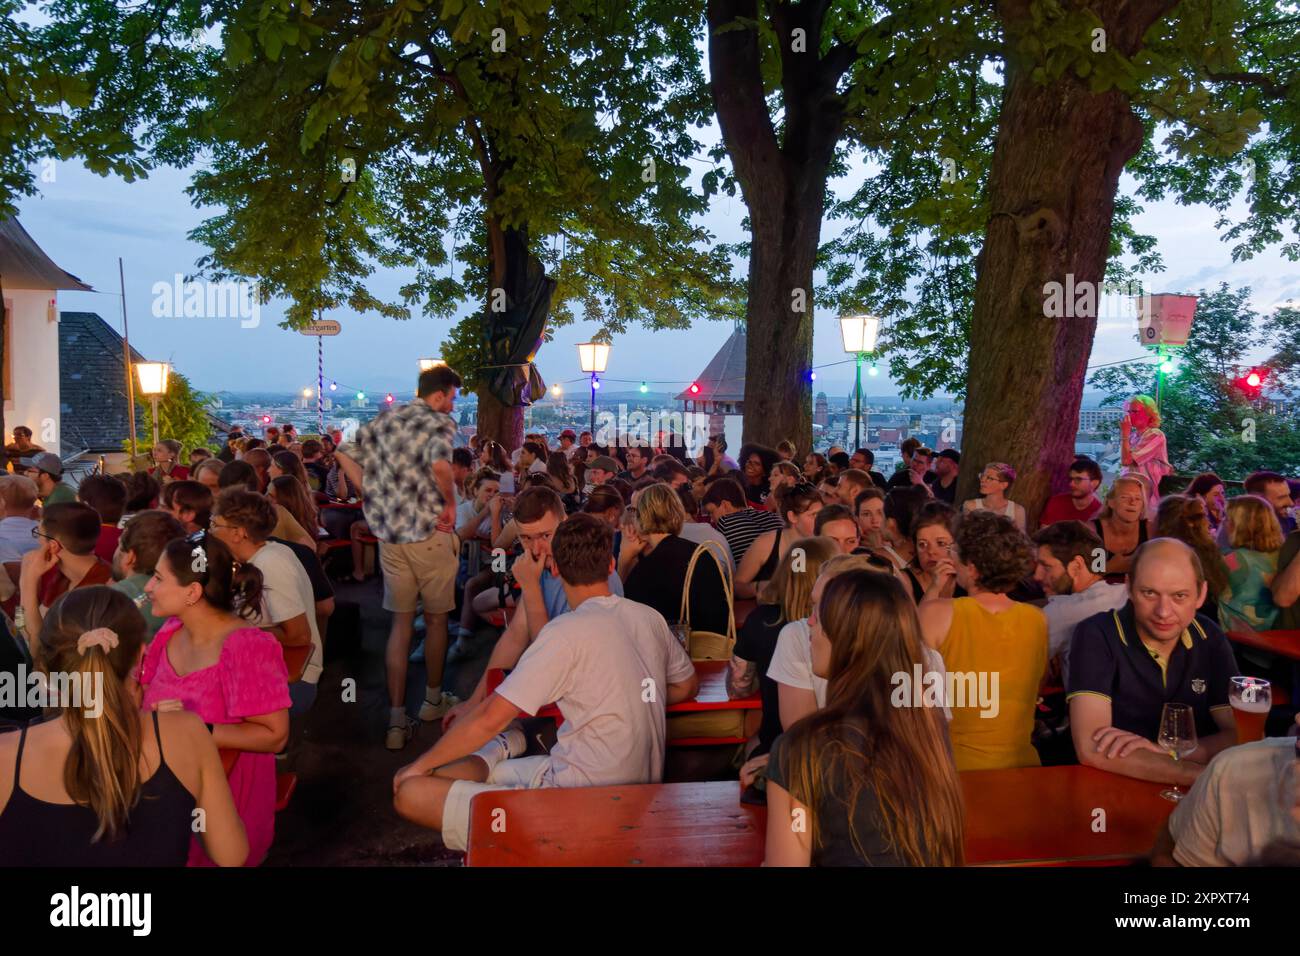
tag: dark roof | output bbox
[58,311,150,453]
[0,219,92,291]
[675,326,746,403]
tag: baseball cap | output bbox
[559,429,577,441]
[20,452,62,477]
[589,455,620,473]
[937,449,961,464]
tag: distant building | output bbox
[0,218,91,453]
[814,392,828,427]
[1079,407,1123,431]
[677,326,746,453]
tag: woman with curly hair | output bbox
[917,511,1046,771]
[1120,394,1171,512]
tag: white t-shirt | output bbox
[767,618,950,720]
[496,594,695,789]
[248,541,323,685]
[1043,581,1128,682]
[1170,737,1300,866]
[678,522,736,575]
[456,499,492,539]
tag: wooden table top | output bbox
[1228,628,1300,662]
[466,764,1174,867]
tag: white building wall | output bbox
[4,289,61,451]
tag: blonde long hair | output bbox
[36,586,148,842]
[760,535,836,623]
[778,569,964,865]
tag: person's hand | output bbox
[1092,726,1164,759]
[929,556,958,595]
[442,698,474,732]
[513,547,545,589]
[393,762,427,794]
[488,494,504,518]
[152,698,185,713]
[436,504,456,532]
[740,753,770,789]
[19,541,57,586]
[620,526,646,559]
[1119,414,1132,438]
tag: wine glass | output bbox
[1157,702,1198,802]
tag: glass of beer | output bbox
[1229,676,1271,744]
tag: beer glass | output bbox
[1229,676,1271,745]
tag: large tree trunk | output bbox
[959,1,1174,519]
[474,219,530,451]
[707,0,845,454]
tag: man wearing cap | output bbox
[584,455,620,495]
[558,429,579,461]
[4,426,45,473]
[925,449,961,504]
[21,452,74,506]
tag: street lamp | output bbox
[577,342,611,436]
[134,362,170,447]
[839,315,880,452]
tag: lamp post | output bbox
[839,315,880,452]
[577,342,611,438]
[134,362,170,448]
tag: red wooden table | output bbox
[465,765,1173,867]
[1227,629,1300,661]
[485,660,760,719]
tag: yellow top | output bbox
[939,598,1048,771]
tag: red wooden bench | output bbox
[465,765,1174,867]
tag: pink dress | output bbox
[1125,427,1171,512]
[140,618,291,867]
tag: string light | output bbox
[329,381,338,391]
[551,383,562,397]
[639,381,648,393]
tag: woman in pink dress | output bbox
[1120,394,1170,513]
[140,533,290,866]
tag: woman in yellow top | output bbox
[917,510,1047,771]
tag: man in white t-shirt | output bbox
[393,513,697,851]
[210,489,323,713]
[1154,734,1300,866]
[1031,520,1127,683]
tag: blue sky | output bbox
[17,141,1300,402]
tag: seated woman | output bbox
[875,485,930,573]
[733,482,825,600]
[1091,475,1149,576]
[620,484,729,635]
[802,452,829,486]
[1155,494,1228,622]
[735,444,779,507]
[1218,494,1284,633]
[1185,473,1227,535]
[269,475,320,544]
[0,586,247,866]
[218,461,314,549]
[545,452,581,512]
[904,501,967,603]
[962,462,1027,531]
[453,469,503,642]
[917,510,1047,772]
[766,460,801,511]
[764,568,964,866]
[728,536,838,757]
[140,534,291,866]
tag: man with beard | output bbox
[1032,520,1127,683]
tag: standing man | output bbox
[925,449,960,504]
[335,365,463,749]
[20,452,73,506]
[1039,457,1104,528]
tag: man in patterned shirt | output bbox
[335,365,464,749]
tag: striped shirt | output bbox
[716,508,784,563]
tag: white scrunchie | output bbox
[76,627,119,656]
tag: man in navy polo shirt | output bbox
[1067,538,1239,786]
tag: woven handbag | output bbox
[679,538,736,661]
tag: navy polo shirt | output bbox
[1066,601,1238,741]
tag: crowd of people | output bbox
[1,377,1298,868]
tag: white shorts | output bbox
[441,755,551,852]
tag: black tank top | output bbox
[1093,517,1148,560]
[756,526,783,583]
[0,711,197,866]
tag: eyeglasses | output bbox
[30,527,55,542]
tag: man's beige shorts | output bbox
[380,530,460,614]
